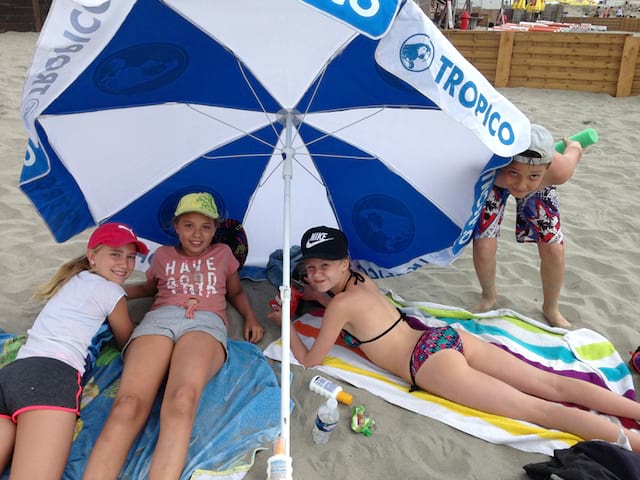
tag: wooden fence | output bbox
[563,16,640,33]
[0,0,51,33]
[3,3,639,97]
[444,30,640,97]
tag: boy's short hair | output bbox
[513,124,554,166]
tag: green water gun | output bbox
[554,127,599,153]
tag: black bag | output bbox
[523,440,640,480]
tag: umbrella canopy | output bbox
[20,0,529,277]
[19,0,531,465]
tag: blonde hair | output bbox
[33,250,94,302]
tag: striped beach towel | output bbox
[263,290,637,455]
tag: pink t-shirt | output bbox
[147,243,239,324]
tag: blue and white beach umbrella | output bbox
[20,0,531,462]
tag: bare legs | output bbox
[0,417,15,473]
[538,242,570,328]
[472,237,570,328]
[83,332,225,480]
[148,334,225,479]
[416,331,640,450]
[471,237,498,312]
[8,410,76,479]
[84,335,173,479]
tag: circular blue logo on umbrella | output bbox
[353,195,414,253]
[94,43,188,94]
[400,34,435,72]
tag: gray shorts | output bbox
[0,357,82,422]
[125,306,228,355]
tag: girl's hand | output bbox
[267,304,282,326]
[301,285,331,307]
[244,318,264,343]
[184,298,199,319]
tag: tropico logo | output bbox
[399,34,435,72]
[24,143,36,167]
[330,0,380,17]
[21,98,39,128]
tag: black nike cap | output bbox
[300,226,349,261]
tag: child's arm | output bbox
[541,139,583,188]
[124,279,157,299]
[266,283,332,323]
[107,296,135,350]
[226,271,264,343]
[283,295,345,368]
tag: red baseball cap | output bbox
[87,223,149,255]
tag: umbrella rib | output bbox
[201,153,274,160]
[290,66,329,148]
[303,107,386,148]
[295,152,375,161]
[186,104,277,151]
[236,60,284,149]
[291,152,374,185]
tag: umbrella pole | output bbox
[268,111,295,479]
[280,138,293,455]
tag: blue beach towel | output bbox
[0,334,287,479]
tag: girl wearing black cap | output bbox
[274,225,640,452]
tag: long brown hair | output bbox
[32,249,96,302]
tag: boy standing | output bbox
[472,124,583,328]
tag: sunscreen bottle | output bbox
[309,375,353,405]
[266,437,292,480]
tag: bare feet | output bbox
[543,304,572,329]
[471,294,497,313]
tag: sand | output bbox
[2,30,640,479]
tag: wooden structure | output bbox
[2,2,640,97]
[563,16,640,33]
[444,30,640,97]
[0,0,50,33]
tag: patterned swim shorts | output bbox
[474,185,563,244]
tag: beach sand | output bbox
[2,30,640,479]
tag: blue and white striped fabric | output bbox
[20,0,530,277]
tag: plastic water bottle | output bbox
[312,397,339,445]
[309,375,353,405]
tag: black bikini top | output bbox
[340,309,407,348]
[331,269,404,347]
[327,269,364,298]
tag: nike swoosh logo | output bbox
[306,237,333,249]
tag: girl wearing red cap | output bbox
[0,223,147,479]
